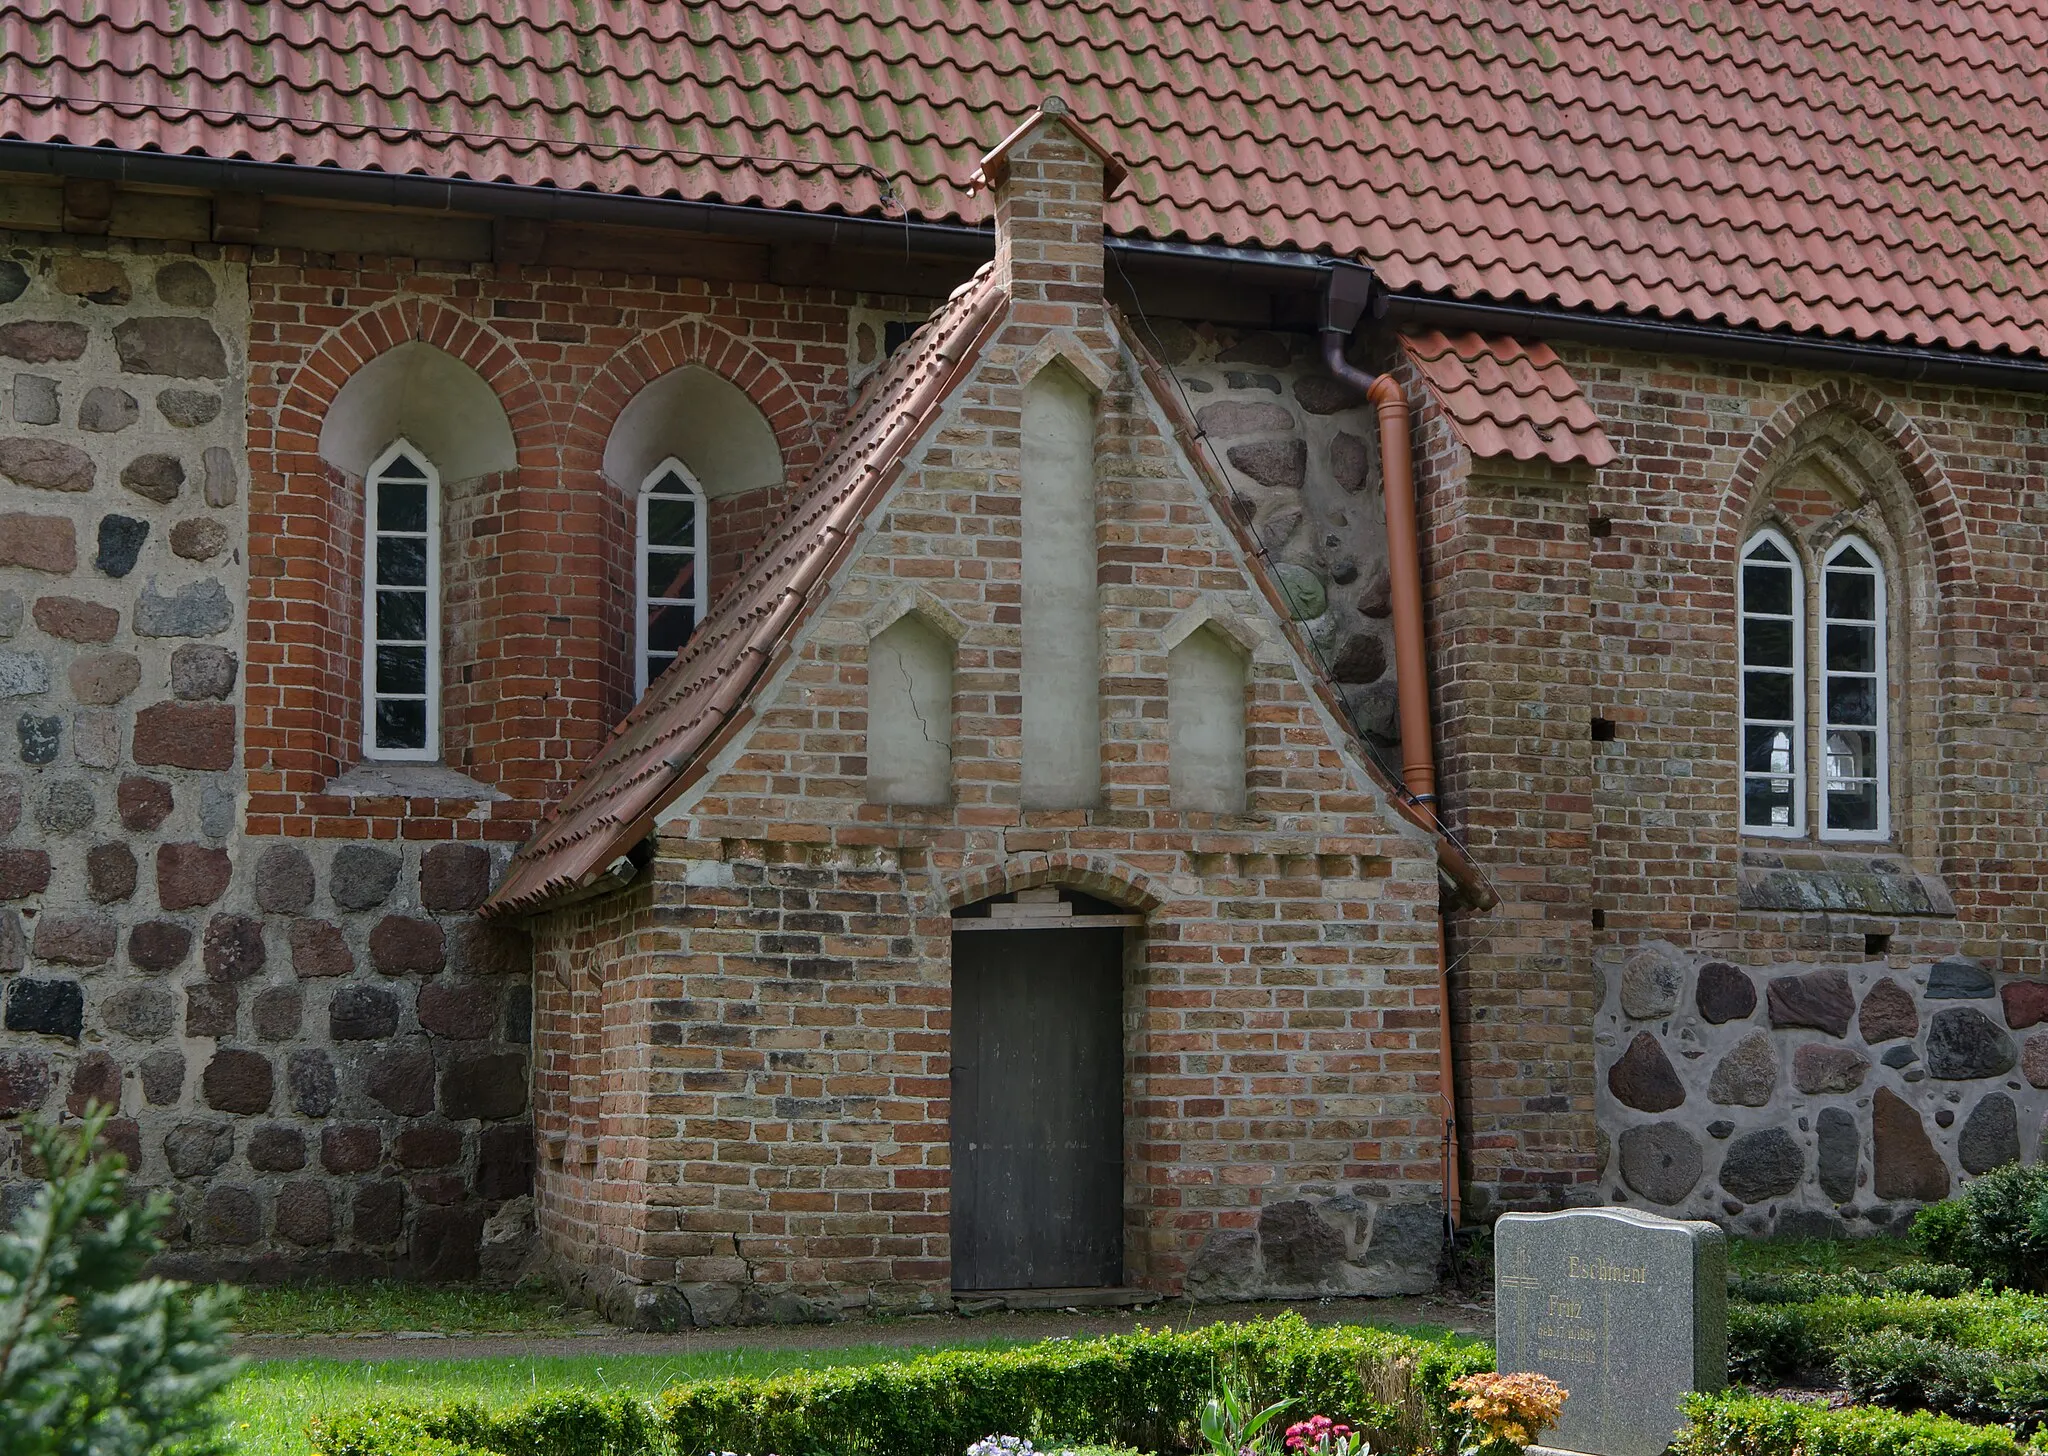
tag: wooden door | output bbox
[950,926,1124,1290]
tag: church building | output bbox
[0,4,2038,1319]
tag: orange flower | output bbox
[1450,1372,1569,1454]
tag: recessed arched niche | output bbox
[1019,360,1101,810]
[866,611,955,807]
[1168,623,1249,813]
[318,341,516,483]
[602,365,782,499]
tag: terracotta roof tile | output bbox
[484,263,1008,916]
[1401,331,1617,468]
[1,3,2044,355]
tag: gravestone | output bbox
[1495,1207,1726,1456]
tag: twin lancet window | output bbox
[360,443,710,763]
[1739,529,1888,839]
[863,365,1249,813]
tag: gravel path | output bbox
[235,1293,1494,1363]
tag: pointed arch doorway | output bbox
[949,887,1139,1292]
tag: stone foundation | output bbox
[1596,939,2042,1233]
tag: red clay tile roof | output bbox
[483,263,1007,916]
[1401,331,1617,469]
[2,3,2044,356]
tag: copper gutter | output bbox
[1320,262,1460,1228]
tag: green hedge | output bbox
[1728,1291,2048,1386]
[310,1391,657,1456]
[1727,1264,1975,1306]
[1676,1391,2029,1456]
[657,1317,1489,1456]
[308,1317,1492,1456]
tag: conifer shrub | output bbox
[0,1107,239,1456]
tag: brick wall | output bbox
[1421,431,1601,1215]
[0,227,933,1276]
[1420,341,2048,1228]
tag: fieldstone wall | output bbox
[1596,938,2045,1234]
[0,237,534,1280]
[1125,321,1402,757]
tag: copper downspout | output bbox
[1319,267,1461,1228]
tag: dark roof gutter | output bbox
[0,138,1326,287]
[1382,291,2048,396]
[6,138,2045,392]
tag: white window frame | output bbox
[1818,534,1889,842]
[362,439,440,762]
[635,457,710,698]
[1738,527,1805,837]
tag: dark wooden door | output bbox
[950,926,1124,1290]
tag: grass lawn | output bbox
[219,1340,1030,1456]
[211,1234,1921,1455]
[229,1280,595,1336]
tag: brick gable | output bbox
[528,115,1451,1319]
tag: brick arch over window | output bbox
[250,300,569,830]
[566,320,823,718]
[1716,382,1973,592]
[1718,383,1968,864]
[941,854,1168,914]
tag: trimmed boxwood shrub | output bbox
[1835,1329,2048,1437]
[308,1318,1493,1456]
[1728,1265,1976,1306]
[659,1317,1492,1456]
[311,1391,656,1456]
[1728,1291,2048,1386]
[1676,1391,2027,1456]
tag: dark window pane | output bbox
[374,697,426,751]
[376,535,428,588]
[377,481,428,532]
[376,644,427,695]
[1746,537,1788,563]
[1826,623,1876,673]
[1742,562,1793,615]
[1831,540,1875,570]
[1743,669,1794,723]
[377,452,427,482]
[1744,725,1795,774]
[650,471,691,497]
[1826,569,1875,622]
[1744,775,1796,829]
[645,498,698,549]
[646,602,699,654]
[1826,779,1879,832]
[646,551,697,602]
[643,650,677,688]
[1743,616,1794,668]
[1825,729,1877,783]
[1827,675,1876,726]
[376,588,426,642]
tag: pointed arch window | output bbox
[636,459,708,697]
[1738,527,1891,840]
[364,442,440,760]
[1821,536,1887,839]
[1739,530,1803,834]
